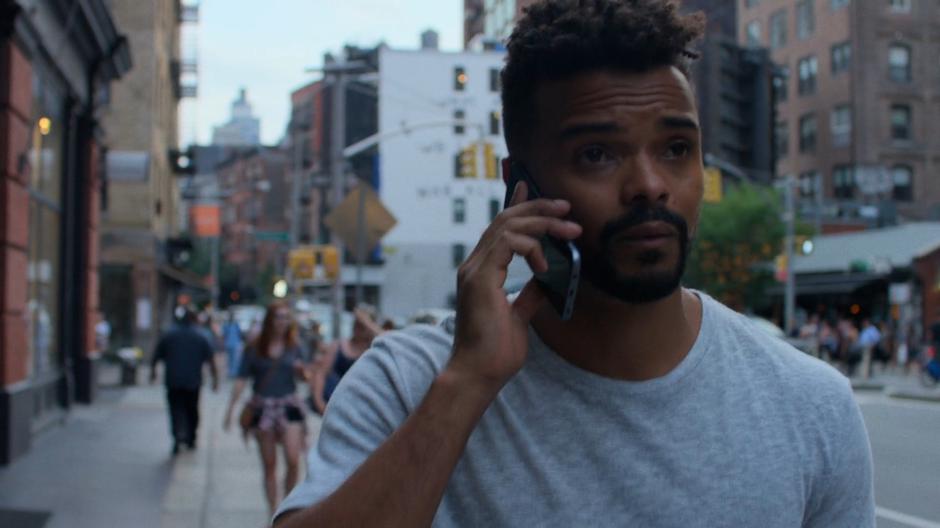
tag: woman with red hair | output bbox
[223,301,309,516]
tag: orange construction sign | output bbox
[190,205,221,237]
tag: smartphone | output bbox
[502,161,581,321]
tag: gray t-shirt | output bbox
[278,293,874,527]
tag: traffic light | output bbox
[457,145,477,179]
[703,167,722,203]
[288,247,316,280]
[320,245,340,280]
[484,143,498,180]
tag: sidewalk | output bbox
[849,369,940,402]
[0,366,322,528]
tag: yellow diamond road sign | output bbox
[324,183,397,252]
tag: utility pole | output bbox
[784,173,796,336]
[329,68,348,339]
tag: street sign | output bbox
[254,230,290,242]
[324,183,397,251]
[190,205,220,237]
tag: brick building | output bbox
[217,148,291,303]
[739,0,940,227]
[0,0,130,464]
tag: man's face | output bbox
[525,67,704,304]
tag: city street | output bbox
[0,366,938,527]
[856,393,940,528]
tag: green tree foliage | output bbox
[685,183,786,311]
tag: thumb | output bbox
[511,279,547,323]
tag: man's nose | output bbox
[620,152,669,206]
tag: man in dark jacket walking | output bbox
[150,307,220,454]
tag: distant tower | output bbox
[421,29,440,51]
[211,88,261,147]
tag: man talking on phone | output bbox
[275,1,874,526]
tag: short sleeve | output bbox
[275,326,449,521]
[803,382,875,527]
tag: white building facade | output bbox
[378,47,510,318]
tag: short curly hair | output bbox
[501,0,705,156]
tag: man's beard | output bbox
[581,205,690,304]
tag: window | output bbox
[830,0,850,9]
[892,165,913,201]
[489,198,500,221]
[799,113,817,153]
[891,104,911,140]
[774,121,789,160]
[889,44,911,82]
[27,70,65,378]
[770,10,787,50]
[452,243,467,268]
[746,21,762,47]
[454,66,467,91]
[489,68,500,92]
[833,165,855,198]
[796,0,815,39]
[490,111,501,136]
[453,197,466,223]
[454,110,465,135]
[798,56,818,96]
[889,0,912,13]
[830,105,851,147]
[831,42,851,74]
[774,65,789,102]
[799,171,819,197]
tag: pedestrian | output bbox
[222,301,310,518]
[273,2,874,526]
[308,305,383,415]
[149,306,219,455]
[222,312,244,378]
[94,311,111,353]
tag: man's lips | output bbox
[616,222,679,241]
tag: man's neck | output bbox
[530,286,702,381]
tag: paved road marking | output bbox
[876,506,940,528]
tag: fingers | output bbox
[481,218,581,275]
[500,231,548,273]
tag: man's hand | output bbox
[448,181,581,392]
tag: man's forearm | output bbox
[276,366,500,528]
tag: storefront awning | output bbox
[766,272,883,296]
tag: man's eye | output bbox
[577,146,614,165]
[664,141,691,160]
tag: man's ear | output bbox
[501,157,512,184]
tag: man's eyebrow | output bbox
[660,115,699,131]
[558,122,620,140]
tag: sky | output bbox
[181,0,464,146]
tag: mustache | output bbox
[600,204,689,246]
